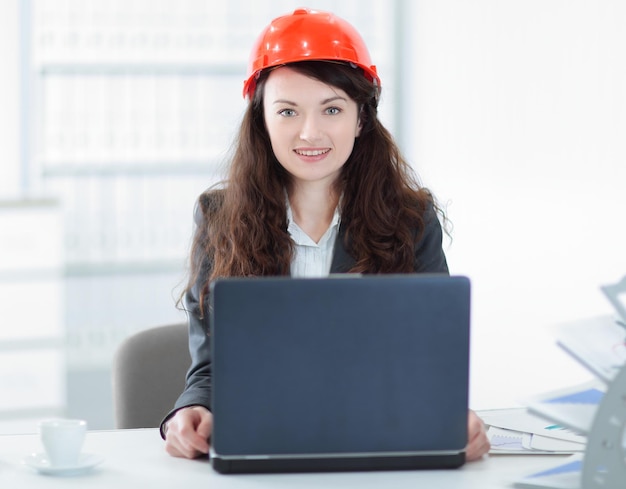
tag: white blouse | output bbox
[286,202,341,278]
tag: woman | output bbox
[162,8,490,462]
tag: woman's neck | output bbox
[288,183,339,243]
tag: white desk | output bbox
[0,428,565,488]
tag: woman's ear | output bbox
[356,107,364,137]
[354,105,369,138]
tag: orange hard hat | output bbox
[243,8,379,98]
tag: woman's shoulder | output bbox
[406,190,449,273]
[194,188,226,223]
[198,188,225,210]
[402,188,448,241]
[404,188,438,218]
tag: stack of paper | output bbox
[479,407,586,455]
[512,296,626,489]
[480,315,623,458]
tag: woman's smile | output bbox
[294,147,332,160]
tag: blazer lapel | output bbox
[330,225,355,273]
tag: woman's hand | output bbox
[466,409,490,461]
[164,406,213,459]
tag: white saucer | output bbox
[23,452,104,476]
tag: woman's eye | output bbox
[278,109,296,117]
[326,107,341,115]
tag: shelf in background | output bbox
[65,258,185,277]
[42,161,221,177]
[38,62,245,76]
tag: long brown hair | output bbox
[185,61,441,313]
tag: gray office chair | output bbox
[112,323,190,429]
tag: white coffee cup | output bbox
[39,419,87,467]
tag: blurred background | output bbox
[1,0,625,432]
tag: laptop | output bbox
[209,274,471,474]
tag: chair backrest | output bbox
[112,323,190,429]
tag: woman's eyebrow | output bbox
[272,96,348,106]
[321,95,347,105]
[272,99,297,105]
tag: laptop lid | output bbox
[209,274,470,473]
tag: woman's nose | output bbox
[299,114,323,142]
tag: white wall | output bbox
[406,0,626,409]
[0,0,21,197]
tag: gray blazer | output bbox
[160,204,449,437]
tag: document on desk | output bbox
[479,408,586,455]
[525,381,604,436]
[513,454,581,489]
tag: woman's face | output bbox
[263,67,361,188]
